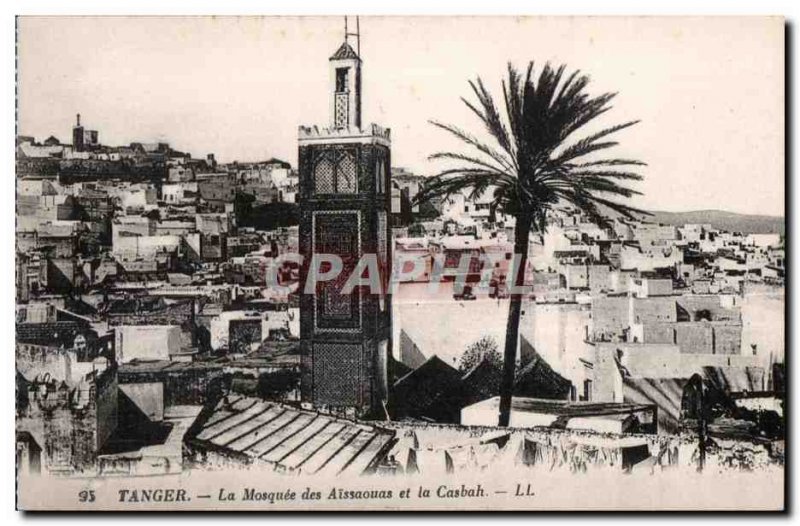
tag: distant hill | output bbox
[643,209,784,235]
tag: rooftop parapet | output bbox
[298,123,391,147]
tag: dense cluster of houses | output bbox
[15,116,784,480]
[16,120,307,477]
[391,193,785,458]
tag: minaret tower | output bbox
[72,113,85,152]
[329,17,361,130]
[297,18,392,418]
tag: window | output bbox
[335,94,349,128]
[375,157,386,194]
[336,68,349,92]
[337,154,356,193]
[314,153,357,195]
[314,158,335,194]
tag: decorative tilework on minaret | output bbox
[297,27,393,419]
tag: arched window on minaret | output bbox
[337,153,357,193]
[314,156,335,194]
[375,156,386,194]
[336,68,349,93]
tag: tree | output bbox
[414,62,647,426]
[458,335,502,373]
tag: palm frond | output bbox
[428,151,511,178]
[569,170,645,181]
[414,169,514,206]
[555,120,640,165]
[422,60,646,232]
[462,77,516,164]
[429,120,516,174]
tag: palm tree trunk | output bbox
[697,380,707,472]
[498,212,532,427]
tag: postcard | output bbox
[15,15,785,511]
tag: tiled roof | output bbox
[119,360,222,374]
[188,396,395,475]
[263,158,291,168]
[329,42,360,61]
[16,322,95,348]
[107,296,166,314]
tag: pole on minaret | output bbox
[76,113,81,127]
[344,15,361,56]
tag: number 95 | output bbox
[78,490,95,503]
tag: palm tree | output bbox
[414,62,648,427]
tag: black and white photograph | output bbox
[12,14,785,511]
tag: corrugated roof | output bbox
[188,396,395,476]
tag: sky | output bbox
[17,16,784,216]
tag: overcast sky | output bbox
[18,16,783,216]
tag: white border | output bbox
[4,2,796,523]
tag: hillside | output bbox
[643,209,784,235]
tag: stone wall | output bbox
[713,323,743,355]
[95,368,118,450]
[114,326,180,363]
[632,297,677,325]
[108,299,195,350]
[591,296,629,340]
[562,264,588,289]
[16,367,118,476]
[519,302,591,389]
[399,329,426,370]
[119,382,164,421]
[588,264,611,292]
[119,366,226,406]
[108,298,194,327]
[16,343,74,383]
[592,342,682,404]
[641,321,742,355]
